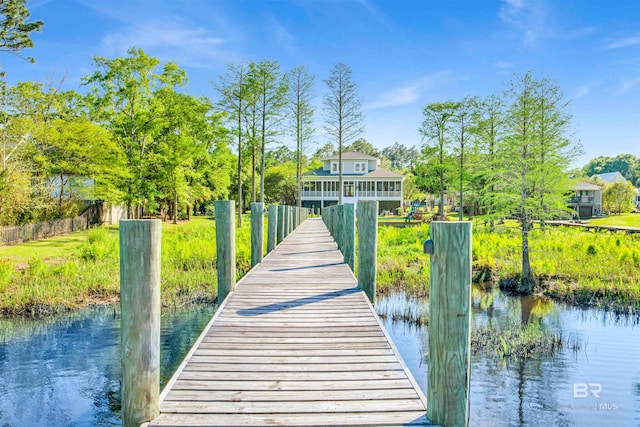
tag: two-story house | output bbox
[569,182,603,218]
[301,151,405,213]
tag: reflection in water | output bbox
[0,304,214,426]
[381,286,640,427]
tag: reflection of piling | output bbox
[119,219,161,427]
[426,221,472,427]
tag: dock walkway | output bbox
[149,218,432,426]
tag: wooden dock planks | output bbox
[150,218,432,427]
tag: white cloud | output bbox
[606,36,640,49]
[495,61,515,69]
[621,76,640,92]
[498,0,550,47]
[573,85,590,99]
[264,13,296,52]
[364,71,457,110]
[365,85,420,109]
[101,20,233,68]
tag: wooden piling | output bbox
[267,204,277,253]
[277,205,284,244]
[427,221,472,427]
[250,202,264,267]
[119,219,161,427]
[357,201,377,303]
[343,203,355,271]
[215,200,236,303]
[293,206,298,230]
[284,205,290,238]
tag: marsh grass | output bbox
[376,223,640,311]
[471,322,563,359]
[0,216,253,317]
[376,292,429,325]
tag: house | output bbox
[301,151,405,213]
[634,188,640,209]
[569,182,603,218]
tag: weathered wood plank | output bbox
[149,218,430,427]
[151,412,434,426]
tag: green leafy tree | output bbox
[287,65,315,207]
[323,63,364,204]
[83,47,187,218]
[313,142,335,159]
[583,154,640,187]
[0,0,43,67]
[381,142,419,171]
[264,161,297,205]
[603,181,635,214]
[451,97,476,220]
[418,101,457,220]
[496,72,580,293]
[344,137,380,157]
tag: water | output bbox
[381,286,640,426]
[0,304,214,426]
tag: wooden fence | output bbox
[0,203,103,245]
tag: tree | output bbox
[264,161,297,205]
[583,154,640,187]
[344,137,380,157]
[216,62,251,226]
[603,181,635,214]
[418,101,457,220]
[0,0,43,67]
[381,142,419,171]
[323,63,364,204]
[313,142,335,159]
[496,72,580,293]
[472,94,506,224]
[287,65,315,207]
[83,48,187,218]
[451,97,476,220]
[249,60,288,203]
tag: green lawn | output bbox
[588,213,640,228]
[0,216,217,262]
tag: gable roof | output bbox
[574,182,602,191]
[321,151,379,161]
[363,168,404,178]
[592,171,627,184]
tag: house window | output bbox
[355,163,361,172]
[332,163,337,172]
[361,162,367,172]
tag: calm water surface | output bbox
[0,304,214,426]
[1,289,639,426]
[380,287,640,427]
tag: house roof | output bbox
[592,171,627,184]
[574,182,602,191]
[304,167,404,179]
[321,151,379,161]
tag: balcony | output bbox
[569,196,595,204]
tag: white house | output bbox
[301,151,405,213]
[634,188,640,210]
[569,182,603,218]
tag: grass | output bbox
[375,222,640,312]
[0,216,252,317]
[588,213,640,227]
[471,322,563,359]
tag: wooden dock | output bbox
[543,220,640,235]
[149,218,432,427]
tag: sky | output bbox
[3,0,639,167]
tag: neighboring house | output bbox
[569,182,603,218]
[634,188,640,209]
[592,171,627,185]
[301,151,405,213]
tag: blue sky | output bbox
[4,0,639,166]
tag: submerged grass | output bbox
[0,217,252,317]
